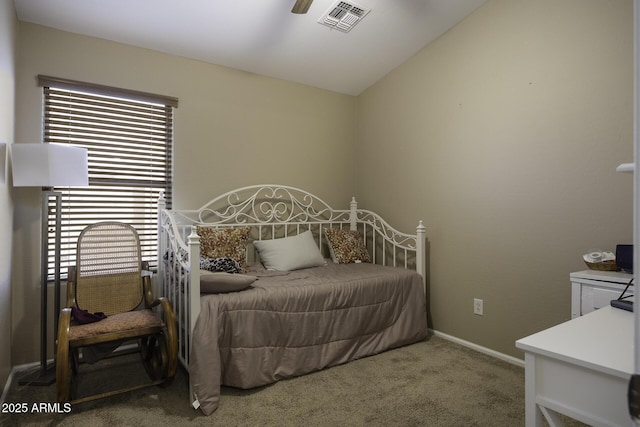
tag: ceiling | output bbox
[14,0,487,96]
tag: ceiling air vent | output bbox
[318,1,371,33]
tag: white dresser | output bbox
[570,270,633,319]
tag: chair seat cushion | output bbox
[68,309,163,342]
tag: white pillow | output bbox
[253,230,326,271]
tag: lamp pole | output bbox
[20,190,61,385]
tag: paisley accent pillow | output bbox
[197,226,251,269]
[200,257,243,274]
[324,228,371,264]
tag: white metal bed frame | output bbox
[157,184,426,395]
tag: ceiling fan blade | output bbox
[292,0,313,14]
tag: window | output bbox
[38,75,177,277]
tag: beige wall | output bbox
[12,23,357,364]
[0,0,17,386]
[357,0,634,357]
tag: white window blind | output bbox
[39,75,177,277]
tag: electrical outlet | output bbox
[474,298,483,315]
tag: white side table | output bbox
[570,270,633,319]
[516,306,634,426]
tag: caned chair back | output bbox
[74,222,144,316]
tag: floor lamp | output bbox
[12,143,88,385]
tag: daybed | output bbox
[157,185,428,415]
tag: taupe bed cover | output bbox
[189,262,428,415]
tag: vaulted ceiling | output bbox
[14,0,487,95]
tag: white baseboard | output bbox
[430,329,525,368]
[0,369,14,404]
[1,361,40,404]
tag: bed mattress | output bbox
[189,261,428,415]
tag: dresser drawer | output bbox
[570,270,632,318]
[581,285,626,315]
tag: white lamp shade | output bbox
[12,143,88,187]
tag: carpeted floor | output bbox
[1,335,585,426]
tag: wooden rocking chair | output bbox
[56,221,177,404]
